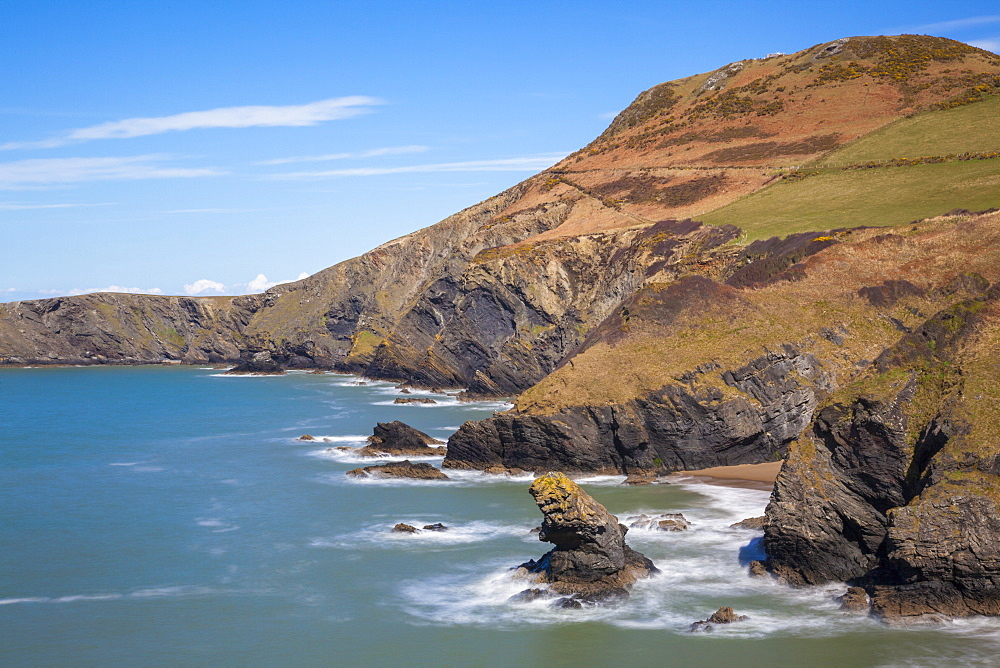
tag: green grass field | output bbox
[701,95,1000,239]
[811,95,1000,165]
[701,159,1000,239]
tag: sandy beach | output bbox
[670,461,783,491]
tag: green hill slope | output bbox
[701,95,1000,238]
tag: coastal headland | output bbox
[3,35,999,622]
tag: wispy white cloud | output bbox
[67,285,164,296]
[183,279,226,295]
[1,287,16,292]
[0,201,114,210]
[597,111,620,119]
[173,273,312,297]
[238,272,310,293]
[910,15,1000,32]
[257,145,428,166]
[0,155,222,190]
[269,153,568,179]
[1,96,381,150]
[967,38,1000,52]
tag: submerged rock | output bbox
[625,513,689,531]
[622,473,658,486]
[507,588,553,604]
[393,523,419,533]
[358,420,445,457]
[689,606,749,631]
[345,460,449,480]
[393,397,437,404]
[510,472,657,605]
[297,434,316,442]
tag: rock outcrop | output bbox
[444,339,828,474]
[357,420,445,457]
[689,606,749,631]
[764,283,1000,621]
[345,460,449,480]
[511,472,657,606]
[393,523,419,533]
[225,350,284,375]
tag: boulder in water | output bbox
[393,523,419,533]
[731,516,766,530]
[837,587,871,614]
[625,513,689,531]
[422,523,448,531]
[689,606,749,631]
[358,420,445,457]
[225,350,284,375]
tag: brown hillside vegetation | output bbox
[488,35,1000,244]
[516,210,1000,414]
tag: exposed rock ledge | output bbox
[444,344,829,474]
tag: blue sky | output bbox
[2,1,998,302]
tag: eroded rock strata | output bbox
[345,461,449,480]
[764,284,1000,620]
[444,339,828,474]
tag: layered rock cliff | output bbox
[0,292,257,365]
[764,280,1000,620]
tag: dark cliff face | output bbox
[0,293,260,365]
[764,284,1000,620]
[444,342,830,474]
[363,220,739,395]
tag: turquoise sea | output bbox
[2,366,998,666]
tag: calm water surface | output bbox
[2,366,998,666]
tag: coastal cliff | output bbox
[3,34,1000,620]
[445,214,1000,476]
[765,281,1000,620]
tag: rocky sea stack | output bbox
[358,420,445,457]
[511,472,657,606]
